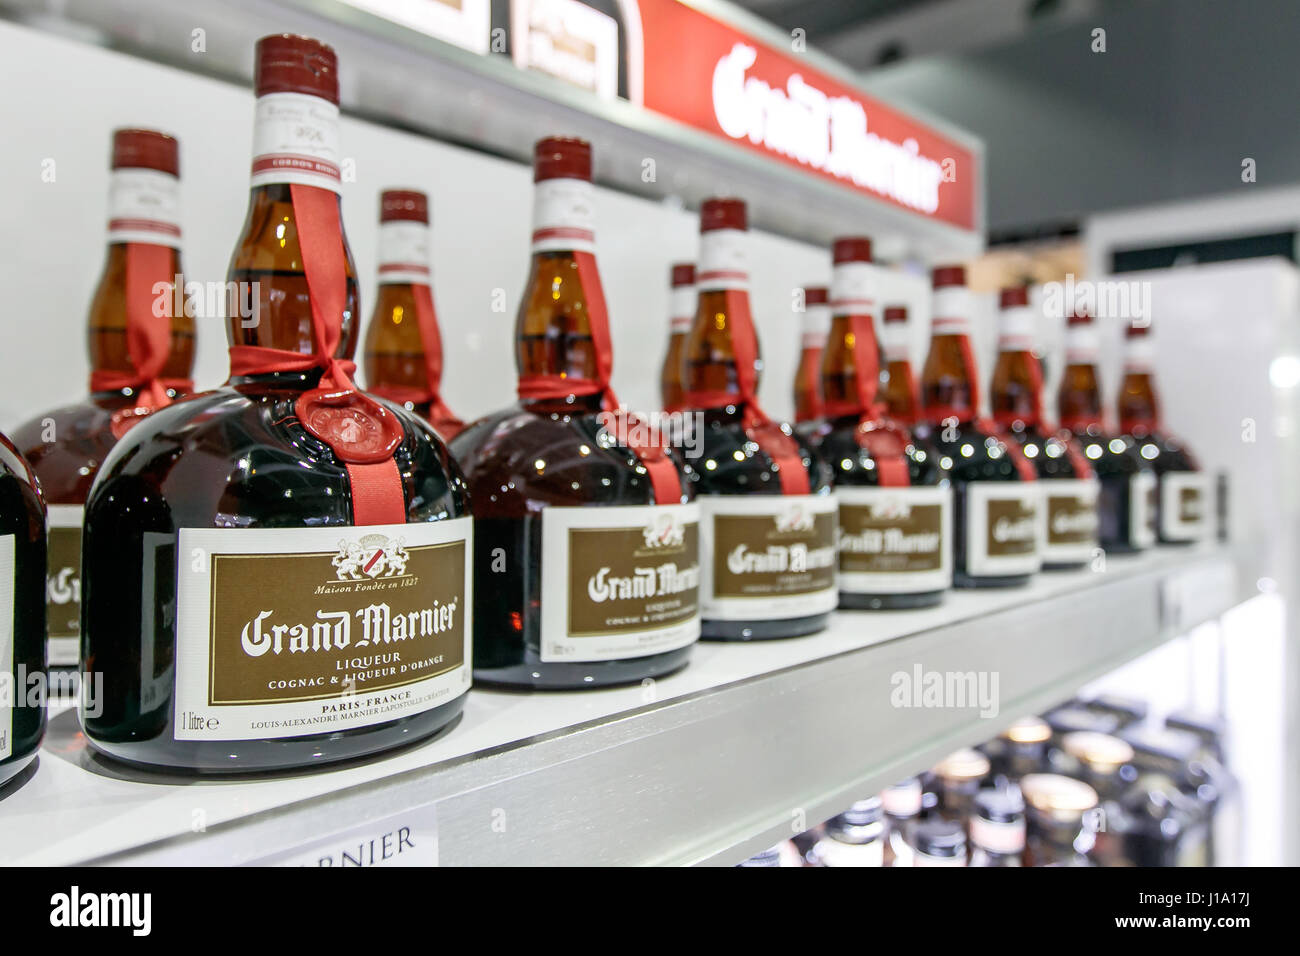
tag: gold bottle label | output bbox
[837,485,951,594]
[172,519,471,741]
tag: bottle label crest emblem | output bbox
[836,486,952,594]
[540,503,701,663]
[699,495,839,620]
[172,519,472,741]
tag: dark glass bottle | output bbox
[1021,773,1101,866]
[0,433,46,787]
[1057,310,1156,553]
[79,34,471,773]
[1059,731,1140,866]
[681,198,835,640]
[450,137,697,689]
[363,189,463,439]
[969,787,1026,866]
[802,238,950,610]
[988,715,1052,782]
[911,818,967,867]
[881,776,922,866]
[659,263,695,412]
[919,266,1039,587]
[792,286,828,423]
[811,797,886,867]
[879,305,920,426]
[11,128,194,668]
[931,747,991,826]
[1119,726,1217,867]
[1117,321,1209,544]
[990,286,1098,570]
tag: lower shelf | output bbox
[0,543,1248,866]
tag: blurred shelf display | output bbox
[0,543,1247,866]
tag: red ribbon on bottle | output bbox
[682,289,810,496]
[369,283,464,438]
[924,330,1037,483]
[228,184,407,527]
[794,345,824,423]
[92,243,192,436]
[516,250,683,505]
[821,312,910,487]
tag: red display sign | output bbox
[637,0,978,231]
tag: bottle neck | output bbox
[921,287,978,422]
[669,285,696,336]
[1119,333,1159,433]
[821,311,880,415]
[991,306,1044,428]
[1058,324,1103,432]
[685,229,755,406]
[88,245,194,387]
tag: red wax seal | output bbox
[296,388,403,464]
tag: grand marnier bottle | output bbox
[12,128,194,667]
[989,287,1098,569]
[363,189,463,439]
[659,263,695,413]
[450,137,698,688]
[919,266,1039,587]
[0,433,46,786]
[792,286,829,423]
[879,305,920,426]
[1117,321,1208,544]
[804,238,950,609]
[80,34,471,772]
[1057,310,1155,552]
[681,198,836,639]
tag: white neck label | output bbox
[882,322,910,363]
[801,303,830,348]
[1064,325,1099,364]
[1124,336,1155,373]
[670,286,696,333]
[377,221,432,286]
[107,169,182,247]
[250,92,342,193]
[531,178,596,253]
[830,262,875,314]
[697,229,749,291]
[931,287,973,335]
[997,305,1035,352]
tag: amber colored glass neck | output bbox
[990,350,1043,426]
[882,358,919,422]
[821,312,876,411]
[226,182,360,364]
[661,331,687,411]
[87,243,195,383]
[515,250,602,395]
[920,333,976,418]
[364,282,429,391]
[685,287,754,399]
[1118,371,1160,433]
[1058,362,1103,429]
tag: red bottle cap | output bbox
[1066,310,1093,326]
[111,128,179,176]
[255,34,339,105]
[1126,321,1151,337]
[700,197,747,233]
[380,189,429,223]
[883,306,908,323]
[932,265,966,289]
[803,287,829,306]
[534,136,592,182]
[999,286,1030,308]
[832,237,873,264]
[671,263,696,287]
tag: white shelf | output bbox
[0,543,1249,866]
